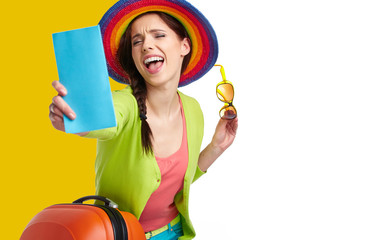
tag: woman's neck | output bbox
[145,84,180,120]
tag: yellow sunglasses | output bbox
[215,64,237,120]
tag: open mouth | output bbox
[144,56,164,72]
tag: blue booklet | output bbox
[52,25,116,134]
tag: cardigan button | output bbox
[157,179,160,182]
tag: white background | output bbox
[183,0,365,239]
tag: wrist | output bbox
[208,141,225,157]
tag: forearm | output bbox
[198,143,224,172]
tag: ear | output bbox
[180,37,191,57]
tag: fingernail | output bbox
[60,89,67,95]
[69,113,76,119]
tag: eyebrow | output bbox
[132,29,167,40]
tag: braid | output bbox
[130,75,153,154]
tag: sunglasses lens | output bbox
[219,105,237,120]
[217,83,234,102]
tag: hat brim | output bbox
[99,0,218,87]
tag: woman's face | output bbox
[130,13,190,88]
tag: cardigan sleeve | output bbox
[83,87,137,141]
[192,165,206,183]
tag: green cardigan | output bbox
[84,86,205,239]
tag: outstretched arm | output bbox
[198,117,238,172]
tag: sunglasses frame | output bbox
[215,64,237,120]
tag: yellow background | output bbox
[1,1,125,238]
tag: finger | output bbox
[52,95,76,120]
[49,103,64,118]
[226,118,238,135]
[215,118,226,131]
[52,80,67,96]
[49,111,62,123]
[49,112,66,132]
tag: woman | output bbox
[49,0,238,239]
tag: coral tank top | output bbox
[139,96,188,232]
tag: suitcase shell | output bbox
[20,196,146,240]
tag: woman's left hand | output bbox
[211,117,238,153]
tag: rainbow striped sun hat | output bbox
[99,0,219,87]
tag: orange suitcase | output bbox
[20,195,146,240]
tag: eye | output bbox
[132,40,142,46]
[155,34,166,39]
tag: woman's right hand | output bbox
[49,81,90,136]
[49,81,76,132]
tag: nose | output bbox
[142,36,154,52]
[143,46,153,52]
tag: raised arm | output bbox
[198,117,238,172]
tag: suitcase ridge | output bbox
[73,196,128,240]
[96,204,128,240]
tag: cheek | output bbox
[165,42,184,61]
[131,48,137,62]
[131,49,142,68]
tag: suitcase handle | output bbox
[72,195,119,209]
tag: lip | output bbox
[143,54,165,74]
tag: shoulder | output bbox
[178,91,201,111]
[112,86,135,103]
[112,86,137,110]
[111,86,139,124]
[178,90,204,125]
